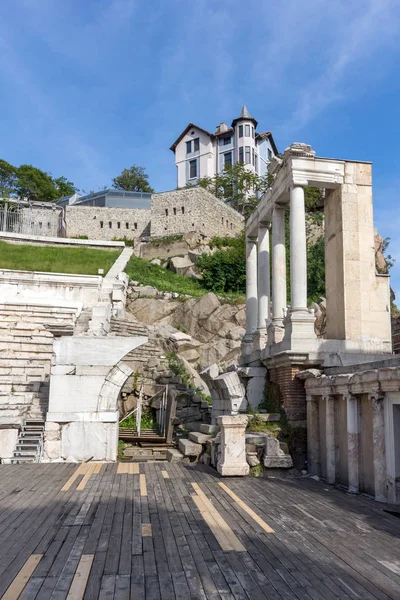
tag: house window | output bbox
[239,147,244,163]
[245,146,251,164]
[268,148,273,160]
[252,148,255,166]
[173,207,177,215]
[194,137,199,152]
[223,136,231,145]
[189,159,197,179]
[245,124,250,137]
[134,223,138,230]
[181,206,185,214]
[126,222,129,229]
[109,222,112,228]
[100,221,104,228]
[186,140,192,154]
[255,154,258,171]
[117,222,121,229]
[224,152,232,167]
[252,127,254,138]
[239,125,243,138]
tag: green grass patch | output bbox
[125,255,244,301]
[125,255,205,296]
[0,241,122,275]
[120,411,157,430]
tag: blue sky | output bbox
[1,0,400,296]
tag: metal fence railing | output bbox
[0,200,65,237]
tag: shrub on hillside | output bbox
[197,237,246,294]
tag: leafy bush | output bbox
[307,236,325,302]
[120,410,156,430]
[197,235,246,294]
[209,235,243,250]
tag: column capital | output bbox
[246,235,258,244]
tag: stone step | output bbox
[188,431,212,445]
[10,457,36,463]
[166,448,185,463]
[15,444,39,451]
[200,424,219,435]
[178,438,203,457]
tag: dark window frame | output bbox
[238,125,243,138]
[193,137,200,152]
[186,140,192,154]
[189,159,197,179]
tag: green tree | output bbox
[197,233,246,294]
[112,165,154,193]
[53,176,79,197]
[14,165,59,202]
[0,159,18,197]
[198,163,273,217]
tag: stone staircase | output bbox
[110,317,163,364]
[10,419,45,463]
[0,321,53,425]
[0,302,79,336]
[74,308,92,335]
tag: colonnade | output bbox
[245,185,309,346]
[306,392,388,503]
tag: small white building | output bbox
[170,105,278,188]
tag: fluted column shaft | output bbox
[290,186,307,310]
[272,206,286,322]
[257,223,270,330]
[245,236,258,336]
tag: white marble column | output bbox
[306,395,320,476]
[271,206,286,324]
[325,395,336,484]
[346,394,359,493]
[290,185,307,311]
[257,223,270,331]
[372,394,387,502]
[245,236,258,340]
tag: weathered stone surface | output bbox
[246,452,260,467]
[169,331,192,342]
[131,285,158,297]
[128,298,179,324]
[169,256,194,274]
[166,448,184,462]
[263,436,293,469]
[188,431,212,445]
[217,415,249,476]
[199,424,219,434]
[178,438,203,457]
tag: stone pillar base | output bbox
[217,415,249,476]
[253,330,267,352]
[267,320,285,344]
[283,309,316,348]
[241,333,255,357]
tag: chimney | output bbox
[219,122,228,133]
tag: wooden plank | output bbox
[191,482,246,552]
[128,463,139,475]
[139,474,147,497]
[161,470,169,479]
[218,482,274,534]
[1,554,42,600]
[66,554,94,599]
[60,464,88,492]
[76,463,96,491]
[142,524,152,537]
[117,463,128,474]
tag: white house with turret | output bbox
[170,105,278,188]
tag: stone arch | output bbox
[98,361,133,412]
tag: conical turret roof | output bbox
[232,104,258,128]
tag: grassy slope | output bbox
[0,241,122,275]
[125,255,205,296]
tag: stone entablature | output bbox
[65,205,151,241]
[303,366,400,505]
[150,188,244,238]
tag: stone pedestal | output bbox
[217,415,249,476]
[282,309,316,349]
[263,436,293,468]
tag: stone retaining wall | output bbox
[150,188,244,238]
[65,206,151,241]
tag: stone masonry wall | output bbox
[150,188,244,238]
[65,206,151,241]
[19,207,61,237]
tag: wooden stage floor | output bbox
[0,462,399,599]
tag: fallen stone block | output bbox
[247,452,260,467]
[199,424,219,434]
[263,456,293,468]
[178,438,203,457]
[166,448,185,463]
[188,431,212,445]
